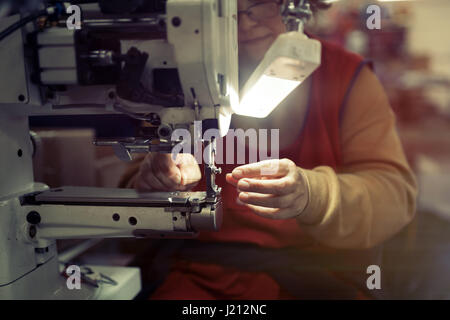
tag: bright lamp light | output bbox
[235,31,321,118]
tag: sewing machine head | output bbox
[1,0,240,230]
[27,0,238,148]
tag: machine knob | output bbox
[26,211,41,225]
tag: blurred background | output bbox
[306,0,450,299]
[30,0,450,299]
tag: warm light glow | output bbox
[236,75,301,118]
[234,31,321,119]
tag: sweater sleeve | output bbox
[296,66,418,249]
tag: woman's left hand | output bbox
[226,159,309,220]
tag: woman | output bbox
[120,0,417,299]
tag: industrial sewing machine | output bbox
[0,0,321,299]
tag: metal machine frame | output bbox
[0,0,238,299]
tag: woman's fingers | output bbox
[231,159,293,180]
[135,176,154,192]
[243,203,305,220]
[142,172,169,191]
[238,191,300,209]
[137,161,169,191]
[152,155,182,189]
[178,154,201,186]
[225,159,311,219]
[137,153,201,191]
[226,173,239,187]
[241,204,288,220]
[237,176,299,195]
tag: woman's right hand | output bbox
[135,153,201,192]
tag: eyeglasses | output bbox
[238,1,281,22]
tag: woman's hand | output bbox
[226,159,309,220]
[135,153,201,192]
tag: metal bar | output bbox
[21,187,207,208]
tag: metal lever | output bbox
[94,138,178,162]
[281,0,313,32]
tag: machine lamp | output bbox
[235,31,321,118]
